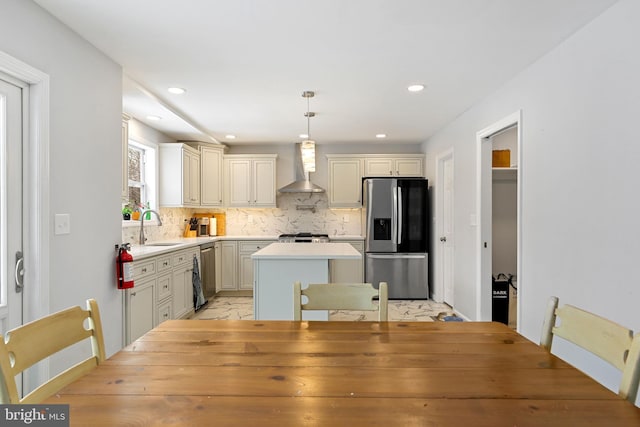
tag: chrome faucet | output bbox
[139,210,163,245]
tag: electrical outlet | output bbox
[55,213,71,235]
[343,215,349,223]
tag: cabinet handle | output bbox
[141,268,147,273]
[131,292,137,297]
[389,171,393,175]
[163,261,169,266]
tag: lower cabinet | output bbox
[218,241,238,290]
[216,239,275,292]
[238,241,272,290]
[125,278,155,344]
[330,240,365,283]
[171,247,200,320]
[125,246,200,345]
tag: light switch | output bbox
[55,214,71,235]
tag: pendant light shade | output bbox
[277,90,325,193]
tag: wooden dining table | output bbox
[44,320,640,426]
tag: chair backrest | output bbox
[540,296,640,402]
[293,282,388,321]
[0,298,106,404]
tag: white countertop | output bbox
[128,235,279,259]
[127,235,364,260]
[251,242,361,260]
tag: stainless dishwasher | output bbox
[200,243,216,299]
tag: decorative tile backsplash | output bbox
[122,193,362,243]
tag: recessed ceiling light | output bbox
[376,134,387,139]
[167,87,186,94]
[225,134,236,140]
[146,115,162,121]
[299,133,309,139]
[407,84,425,92]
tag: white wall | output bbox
[1,0,124,373]
[423,0,639,403]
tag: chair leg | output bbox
[540,296,559,351]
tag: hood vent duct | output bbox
[278,143,325,193]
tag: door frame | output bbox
[434,147,454,304]
[0,50,51,388]
[476,110,522,325]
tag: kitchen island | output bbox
[252,242,362,320]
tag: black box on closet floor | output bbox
[492,274,510,325]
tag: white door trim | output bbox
[475,110,522,323]
[0,50,50,386]
[434,147,454,303]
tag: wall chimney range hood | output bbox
[278,143,325,193]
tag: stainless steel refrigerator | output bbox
[363,178,429,299]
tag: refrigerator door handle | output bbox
[367,254,426,259]
[397,186,403,245]
[391,184,398,247]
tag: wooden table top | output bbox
[44,320,640,426]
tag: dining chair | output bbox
[0,298,106,404]
[540,296,640,402]
[293,282,388,321]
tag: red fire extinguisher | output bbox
[116,243,134,289]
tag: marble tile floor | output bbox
[192,296,455,322]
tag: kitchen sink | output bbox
[144,242,183,247]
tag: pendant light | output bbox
[300,90,316,173]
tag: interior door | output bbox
[0,76,24,335]
[439,152,454,305]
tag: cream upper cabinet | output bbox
[364,155,424,177]
[224,154,277,207]
[327,155,363,208]
[159,143,201,207]
[121,114,130,201]
[200,145,224,206]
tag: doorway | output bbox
[476,111,522,328]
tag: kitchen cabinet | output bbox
[155,253,173,324]
[224,155,277,207]
[330,240,365,283]
[215,239,275,292]
[218,241,238,290]
[159,143,201,207]
[364,155,424,177]
[125,277,154,344]
[326,155,363,208]
[171,247,200,320]
[200,145,224,207]
[214,242,222,293]
[125,245,200,345]
[121,114,130,202]
[238,241,273,291]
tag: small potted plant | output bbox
[122,205,132,220]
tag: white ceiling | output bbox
[35,0,616,145]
